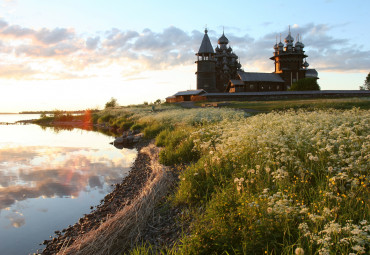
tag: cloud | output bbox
[86,36,100,50]
[15,42,80,57]
[0,64,37,79]
[0,19,8,28]
[0,19,369,80]
[34,27,75,45]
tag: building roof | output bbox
[305,69,319,78]
[229,79,244,86]
[238,71,285,83]
[173,89,206,96]
[198,29,215,54]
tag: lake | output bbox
[0,114,137,255]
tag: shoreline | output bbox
[41,139,152,254]
[40,137,181,255]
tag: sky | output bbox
[0,0,369,112]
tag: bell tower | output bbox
[196,28,217,92]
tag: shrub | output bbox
[105,97,118,108]
[91,113,100,124]
[97,114,114,124]
[289,78,320,91]
[142,123,165,139]
[130,123,146,132]
[159,138,199,166]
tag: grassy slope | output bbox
[127,99,369,255]
[34,99,370,254]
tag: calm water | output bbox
[0,114,137,255]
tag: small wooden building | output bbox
[166,89,206,103]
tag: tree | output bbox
[154,99,162,105]
[289,78,320,91]
[359,72,370,90]
[105,97,118,108]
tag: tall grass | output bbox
[172,108,369,254]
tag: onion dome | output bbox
[278,40,284,51]
[303,59,309,68]
[284,27,294,44]
[274,43,278,51]
[295,41,303,51]
[227,46,232,52]
[218,32,229,45]
[295,41,303,48]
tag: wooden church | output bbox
[195,27,318,93]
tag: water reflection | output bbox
[0,122,137,254]
[0,145,136,211]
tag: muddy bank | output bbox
[40,139,180,255]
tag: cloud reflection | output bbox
[5,212,25,228]
[0,145,136,211]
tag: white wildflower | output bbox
[295,247,304,255]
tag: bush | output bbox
[97,114,114,124]
[130,123,146,132]
[159,137,199,166]
[142,123,165,139]
[289,78,320,91]
[91,113,100,124]
[105,97,118,108]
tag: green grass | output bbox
[196,97,370,112]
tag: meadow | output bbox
[205,97,370,112]
[37,99,370,254]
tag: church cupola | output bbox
[195,28,217,92]
[270,26,312,90]
[273,36,278,52]
[218,32,229,45]
[214,29,242,92]
[285,26,294,51]
[303,59,309,69]
[295,34,304,52]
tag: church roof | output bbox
[238,71,285,83]
[198,29,214,54]
[305,69,319,78]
